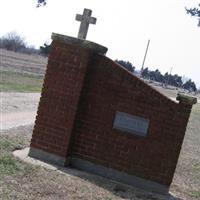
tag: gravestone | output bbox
[29,8,197,194]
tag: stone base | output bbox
[70,157,169,195]
[28,147,66,166]
[28,148,169,194]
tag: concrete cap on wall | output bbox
[176,92,197,105]
[51,33,108,55]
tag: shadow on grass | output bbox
[54,164,183,200]
[13,145,183,200]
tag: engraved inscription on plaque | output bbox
[113,112,150,136]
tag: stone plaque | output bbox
[113,112,149,136]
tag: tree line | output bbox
[0,31,50,56]
[141,67,197,92]
[115,60,135,73]
[115,60,197,92]
[0,31,39,54]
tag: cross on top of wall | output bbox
[76,8,97,40]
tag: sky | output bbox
[1,0,200,87]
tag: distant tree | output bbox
[153,69,164,82]
[115,60,135,72]
[40,43,51,56]
[164,72,169,85]
[186,3,200,26]
[148,71,156,81]
[140,68,187,88]
[164,73,183,87]
[37,0,46,7]
[144,68,164,82]
[173,74,183,87]
[20,45,40,55]
[0,31,26,52]
[141,67,149,78]
[183,79,197,92]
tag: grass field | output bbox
[170,103,200,199]
[0,71,44,92]
[0,49,46,92]
[0,126,175,200]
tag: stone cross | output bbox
[76,8,97,40]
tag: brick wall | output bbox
[30,38,92,159]
[29,33,195,189]
[71,54,193,186]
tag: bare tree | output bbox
[186,3,200,26]
[37,0,46,7]
[0,31,26,52]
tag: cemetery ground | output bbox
[0,99,199,200]
[0,49,200,199]
[0,71,43,92]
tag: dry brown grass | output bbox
[171,103,200,200]
[0,49,47,75]
[0,126,177,200]
[0,49,46,92]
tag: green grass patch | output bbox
[193,163,200,171]
[192,162,200,183]
[0,155,19,177]
[0,135,26,152]
[0,70,44,92]
[189,190,200,198]
[0,134,32,178]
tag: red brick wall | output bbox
[71,54,192,186]
[30,37,193,187]
[30,39,92,158]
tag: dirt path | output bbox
[0,111,37,130]
[0,92,40,131]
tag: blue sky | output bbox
[1,0,200,87]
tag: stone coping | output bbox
[51,33,108,55]
[176,92,197,105]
